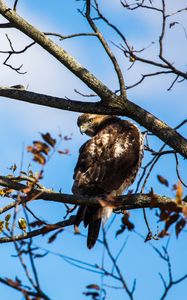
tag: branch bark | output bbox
[0,86,187,159]
[0,175,185,213]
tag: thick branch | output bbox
[0,0,114,100]
[0,175,185,212]
[0,217,76,244]
[0,86,187,159]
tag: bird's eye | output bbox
[88,119,92,123]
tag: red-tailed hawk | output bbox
[72,114,144,249]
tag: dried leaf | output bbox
[0,188,13,197]
[129,56,135,62]
[175,218,186,238]
[86,284,100,291]
[165,213,179,231]
[158,229,169,238]
[5,214,11,222]
[176,181,183,205]
[74,225,80,234]
[33,153,46,165]
[58,149,70,155]
[182,206,187,218]
[41,132,56,147]
[33,141,50,155]
[122,212,134,231]
[18,218,27,232]
[115,225,126,237]
[157,175,169,187]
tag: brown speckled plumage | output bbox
[72,114,144,249]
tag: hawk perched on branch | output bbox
[72,114,144,249]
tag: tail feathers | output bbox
[87,216,101,249]
[74,206,102,249]
[74,206,86,228]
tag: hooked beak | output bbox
[79,125,87,135]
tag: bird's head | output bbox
[77,114,113,137]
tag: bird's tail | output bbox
[74,206,113,249]
[74,206,102,249]
[87,211,102,249]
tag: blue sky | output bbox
[0,1,187,299]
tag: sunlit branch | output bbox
[0,86,187,159]
[0,175,185,214]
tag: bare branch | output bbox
[0,175,186,216]
[44,31,97,40]
[0,34,35,73]
[0,216,76,244]
[85,0,126,97]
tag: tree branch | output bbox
[0,86,187,159]
[0,175,185,213]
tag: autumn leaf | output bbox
[41,132,56,147]
[157,175,169,187]
[158,229,169,238]
[86,284,100,290]
[33,153,46,165]
[176,181,183,205]
[116,212,134,237]
[33,141,50,155]
[182,206,187,218]
[165,213,180,231]
[0,188,13,197]
[122,212,134,231]
[175,218,186,238]
[58,149,70,155]
[18,218,27,232]
[129,56,135,62]
[5,214,11,222]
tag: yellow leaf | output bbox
[129,56,135,62]
[18,218,27,232]
[176,181,183,205]
[5,214,11,222]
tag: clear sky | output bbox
[0,1,187,299]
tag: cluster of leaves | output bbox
[0,213,27,235]
[116,211,135,237]
[157,181,187,238]
[27,133,56,165]
[27,132,71,165]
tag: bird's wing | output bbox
[72,120,142,196]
